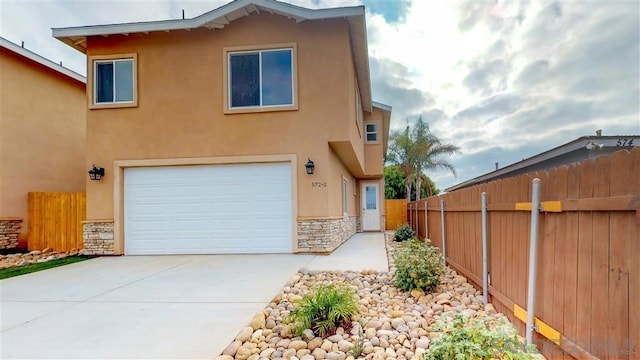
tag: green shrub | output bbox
[424,315,535,360]
[394,223,416,242]
[393,238,444,291]
[285,283,359,338]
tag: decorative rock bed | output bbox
[215,236,527,360]
[0,248,83,269]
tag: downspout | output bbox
[481,192,488,305]
[526,178,541,348]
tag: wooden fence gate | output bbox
[28,192,86,252]
[384,199,408,230]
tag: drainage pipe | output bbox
[481,192,488,305]
[526,178,541,348]
[440,199,446,263]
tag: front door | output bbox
[361,182,381,231]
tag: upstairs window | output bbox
[365,122,379,143]
[228,48,293,109]
[94,58,134,104]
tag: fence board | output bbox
[407,149,639,359]
[28,192,86,252]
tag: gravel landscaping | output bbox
[215,236,532,360]
[0,247,82,269]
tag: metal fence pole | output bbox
[440,199,446,263]
[481,192,488,305]
[526,179,541,348]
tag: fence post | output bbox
[481,192,488,305]
[424,201,428,240]
[415,201,419,233]
[440,199,446,263]
[526,178,541,348]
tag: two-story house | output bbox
[0,37,86,250]
[53,0,391,255]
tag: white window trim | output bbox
[93,59,134,105]
[342,177,349,216]
[227,48,294,110]
[365,122,379,144]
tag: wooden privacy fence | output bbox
[385,199,408,230]
[408,148,639,360]
[28,192,86,252]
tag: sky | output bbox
[1,0,639,190]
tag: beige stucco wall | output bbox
[364,107,385,176]
[84,13,378,222]
[0,48,86,242]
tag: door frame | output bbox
[360,181,381,231]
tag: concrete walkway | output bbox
[0,232,387,359]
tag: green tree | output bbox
[387,125,416,201]
[387,117,459,201]
[384,164,440,200]
[412,116,460,200]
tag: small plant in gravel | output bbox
[394,223,416,241]
[393,238,444,291]
[349,323,366,357]
[285,283,359,338]
[424,315,535,360]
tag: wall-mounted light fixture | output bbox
[305,158,315,175]
[88,165,105,181]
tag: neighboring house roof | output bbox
[446,135,640,192]
[0,37,86,83]
[52,0,372,111]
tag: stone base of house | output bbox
[82,220,114,255]
[297,216,357,253]
[0,218,22,249]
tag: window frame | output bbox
[365,122,380,144]
[223,43,298,114]
[88,53,138,109]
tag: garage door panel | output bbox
[124,163,292,255]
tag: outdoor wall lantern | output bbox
[88,165,105,181]
[305,158,315,175]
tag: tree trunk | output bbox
[405,181,412,202]
[415,171,422,201]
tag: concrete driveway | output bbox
[0,233,387,359]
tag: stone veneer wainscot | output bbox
[82,220,114,255]
[0,217,22,249]
[297,216,357,253]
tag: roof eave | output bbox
[0,37,86,83]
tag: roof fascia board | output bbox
[53,0,364,38]
[0,37,86,83]
[372,101,392,112]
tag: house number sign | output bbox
[312,182,327,187]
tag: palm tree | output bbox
[412,116,460,200]
[387,125,416,202]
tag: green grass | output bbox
[0,256,90,280]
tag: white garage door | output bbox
[124,163,292,255]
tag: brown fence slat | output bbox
[406,149,638,359]
[27,192,86,252]
[384,199,408,230]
